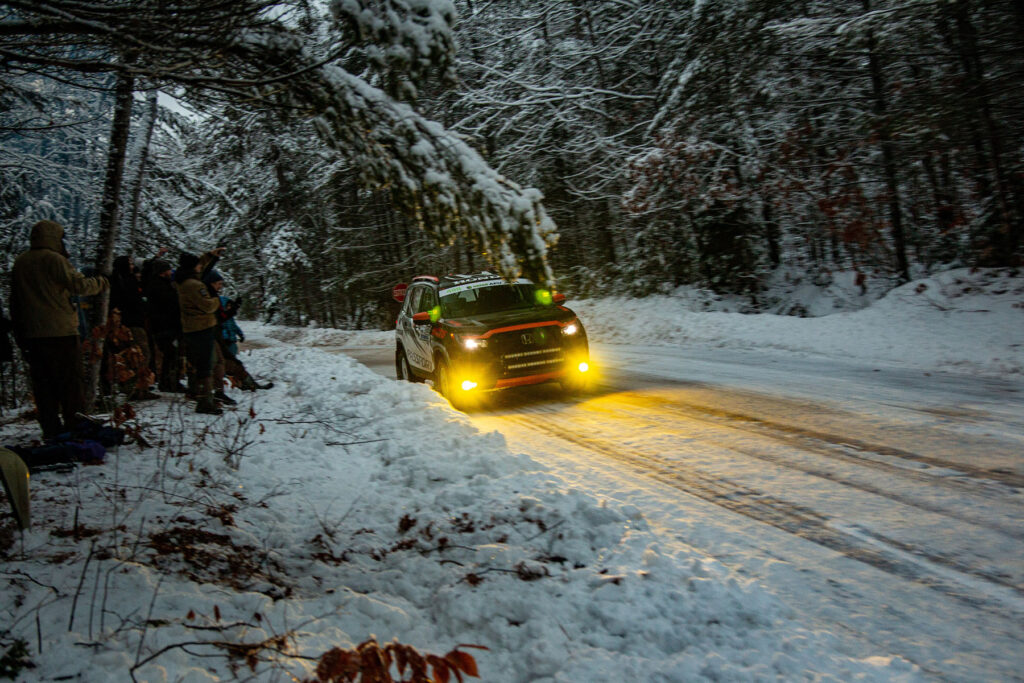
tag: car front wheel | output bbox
[396,348,421,382]
[434,359,466,410]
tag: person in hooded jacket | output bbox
[10,220,108,438]
[176,248,224,414]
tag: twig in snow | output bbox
[68,540,96,631]
[525,519,565,542]
[132,574,164,676]
[324,438,389,446]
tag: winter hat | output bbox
[203,269,224,285]
[29,220,64,250]
[150,259,172,276]
[113,255,133,276]
[176,252,200,283]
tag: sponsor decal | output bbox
[439,277,531,296]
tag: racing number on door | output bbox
[412,288,437,372]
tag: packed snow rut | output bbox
[499,400,1023,608]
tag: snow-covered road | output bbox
[5,271,1021,681]
[341,339,1024,681]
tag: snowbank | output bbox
[573,268,1024,377]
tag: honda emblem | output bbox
[521,333,534,345]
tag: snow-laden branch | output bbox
[305,62,557,283]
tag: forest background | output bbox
[2,0,1022,330]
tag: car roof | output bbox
[437,272,534,290]
[409,272,537,291]
[410,275,439,285]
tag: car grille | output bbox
[494,326,565,378]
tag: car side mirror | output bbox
[412,311,432,325]
[553,292,566,305]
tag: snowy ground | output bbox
[0,267,1021,681]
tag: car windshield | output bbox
[440,282,538,317]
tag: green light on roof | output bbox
[535,289,553,306]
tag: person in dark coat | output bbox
[10,220,108,438]
[145,259,185,393]
[109,255,156,399]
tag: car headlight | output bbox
[462,337,487,350]
[561,322,578,336]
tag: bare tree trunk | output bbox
[952,0,1019,259]
[124,89,159,253]
[85,70,135,409]
[864,0,910,283]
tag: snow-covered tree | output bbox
[1,0,558,283]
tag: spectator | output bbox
[176,248,224,415]
[201,270,237,406]
[145,259,185,393]
[137,247,169,376]
[203,271,272,392]
[109,255,156,400]
[9,220,108,438]
[204,271,244,354]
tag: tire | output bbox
[395,348,421,382]
[434,359,466,410]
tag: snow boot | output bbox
[195,379,223,415]
[214,390,237,406]
[185,375,199,400]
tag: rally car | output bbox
[393,273,591,408]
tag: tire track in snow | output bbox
[613,392,1024,491]
[504,411,1024,613]
[580,396,1024,541]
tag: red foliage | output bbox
[308,638,485,683]
[86,307,155,390]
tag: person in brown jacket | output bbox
[10,220,108,438]
[175,248,224,415]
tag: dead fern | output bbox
[308,638,485,683]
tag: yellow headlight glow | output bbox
[562,323,578,335]
[577,362,589,373]
[461,380,478,391]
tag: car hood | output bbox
[443,307,577,335]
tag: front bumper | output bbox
[449,341,590,393]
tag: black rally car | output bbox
[393,273,591,407]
